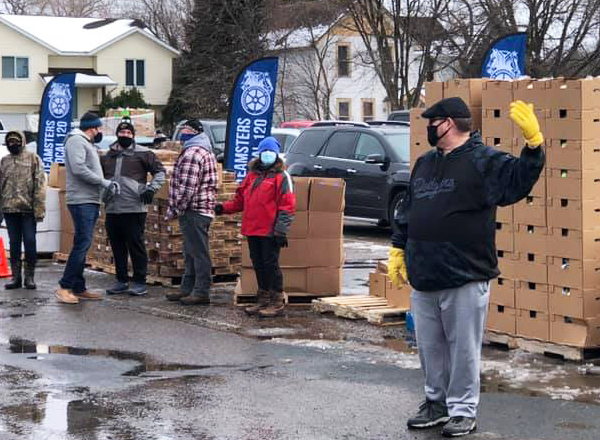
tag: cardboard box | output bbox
[471,106,483,132]
[155,178,170,200]
[547,198,600,230]
[497,206,513,224]
[549,315,600,347]
[48,163,67,190]
[482,80,514,109]
[546,139,600,171]
[280,239,310,267]
[308,238,344,267]
[495,222,514,252]
[514,196,546,227]
[289,211,309,239]
[444,78,484,107]
[497,250,518,279]
[515,224,548,254]
[513,79,550,109]
[517,309,549,341]
[385,281,411,308]
[240,267,308,293]
[308,178,345,212]
[516,281,549,312]
[410,108,428,134]
[410,135,431,165]
[485,137,515,155]
[547,168,600,201]
[549,285,600,319]
[546,109,600,140]
[548,78,600,110]
[292,177,311,211]
[308,267,341,294]
[59,191,74,234]
[515,252,548,284]
[482,108,514,139]
[546,227,600,259]
[369,272,386,297]
[487,303,516,334]
[425,81,444,104]
[308,211,343,239]
[491,277,515,308]
[547,256,600,289]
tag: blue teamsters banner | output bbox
[37,73,76,172]
[482,32,527,79]
[224,57,279,182]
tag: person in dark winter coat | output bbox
[389,98,545,437]
[216,137,296,317]
[0,131,46,290]
[100,119,166,296]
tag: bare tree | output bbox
[1,0,113,16]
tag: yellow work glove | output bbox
[388,247,408,288]
[509,100,544,147]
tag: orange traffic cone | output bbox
[0,237,11,278]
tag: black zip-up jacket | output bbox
[392,132,545,292]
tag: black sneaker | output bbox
[106,282,129,295]
[441,416,477,437]
[407,400,450,429]
[129,283,147,296]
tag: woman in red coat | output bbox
[216,137,296,317]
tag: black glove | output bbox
[214,204,224,215]
[275,235,288,248]
[140,189,155,204]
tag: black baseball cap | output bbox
[421,97,471,119]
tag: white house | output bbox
[0,15,179,130]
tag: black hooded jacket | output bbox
[392,132,545,292]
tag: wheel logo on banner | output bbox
[240,71,273,116]
[484,49,522,80]
[47,82,72,119]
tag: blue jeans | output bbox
[59,204,99,294]
[4,213,37,266]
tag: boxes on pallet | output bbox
[293,177,311,211]
[444,78,485,107]
[546,139,600,170]
[497,250,518,279]
[514,195,546,227]
[491,277,515,308]
[516,309,549,341]
[546,227,600,260]
[487,303,516,334]
[515,252,548,284]
[547,198,600,230]
[547,78,600,110]
[549,315,600,347]
[547,168,600,201]
[546,109,600,140]
[513,79,550,108]
[495,222,514,252]
[288,211,308,238]
[48,163,66,190]
[482,108,514,139]
[485,137,516,155]
[515,281,549,312]
[547,257,600,289]
[482,80,513,109]
[514,224,547,254]
[497,206,513,224]
[367,262,411,308]
[425,81,444,104]
[308,178,345,212]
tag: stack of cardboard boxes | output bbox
[104,108,155,137]
[239,177,345,297]
[368,261,411,309]
[482,78,600,348]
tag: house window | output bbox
[337,99,351,121]
[126,59,145,86]
[337,45,350,77]
[362,100,374,122]
[2,56,29,79]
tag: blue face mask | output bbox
[260,151,277,165]
[93,132,103,144]
[179,133,195,143]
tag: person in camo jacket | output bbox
[0,131,46,290]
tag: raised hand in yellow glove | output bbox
[388,247,408,287]
[509,100,544,147]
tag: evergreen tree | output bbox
[164,0,267,125]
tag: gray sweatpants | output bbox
[179,210,212,297]
[411,280,490,418]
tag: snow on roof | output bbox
[267,24,331,50]
[0,14,179,56]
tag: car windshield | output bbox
[383,132,410,162]
[211,124,226,145]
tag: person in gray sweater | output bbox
[56,112,119,304]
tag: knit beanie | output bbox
[116,118,135,136]
[257,136,281,155]
[182,119,203,133]
[80,112,102,130]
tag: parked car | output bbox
[285,122,410,227]
[172,119,227,156]
[0,119,4,130]
[279,120,315,130]
[388,110,410,123]
[271,128,300,161]
[96,135,155,150]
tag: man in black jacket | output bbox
[389,97,545,437]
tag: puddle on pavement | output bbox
[2,313,36,319]
[7,337,210,377]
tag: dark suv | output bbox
[285,122,410,226]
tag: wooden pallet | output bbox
[312,295,408,326]
[484,330,600,362]
[234,292,336,306]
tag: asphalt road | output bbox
[0,221,598,440]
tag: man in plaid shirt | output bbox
[165,119,218,305]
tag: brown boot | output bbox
[55,288,79,304]
[244,289,271,316]
[258,291,285,317]
[74,290,103,300]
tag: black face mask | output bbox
[93,132,103,144]
[117,136,133,148]
[7,143,21,155]
[427,120,451,147]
